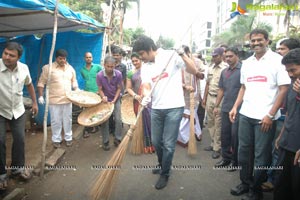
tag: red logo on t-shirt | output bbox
[152,72,169,82]
[247,76,267,82]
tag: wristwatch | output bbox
[266,113,274,120]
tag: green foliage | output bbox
[60,0,104,23]
[156,35,175,50]
[123,27,145,46]
[213,12,272,48]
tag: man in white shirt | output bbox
[133,35,198,190]
[229,29,290,200]
[0,42,38,190]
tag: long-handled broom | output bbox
[89,51,176,200]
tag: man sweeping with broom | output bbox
[132,35,199,190]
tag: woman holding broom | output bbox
[126,53,154,154]
[133,35,198,190]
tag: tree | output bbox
[123,27,145,46]
[213,12,272,48]
[60,0,104,23]
[156,35,175,50]
[277,0,300,36]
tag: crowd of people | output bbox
[0,28,299,200]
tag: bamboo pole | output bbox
[188,26,197,155]
[188,74,197,156]
[40,0,59,178]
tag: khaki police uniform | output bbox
[206,61,227,151]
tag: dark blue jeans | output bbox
[238,114,276,192]
[151,107,184,176]
[221,111,239,164]
[0,114,26,175]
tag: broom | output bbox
[187,74,197,156]
[89,51,176,200]
[130,105,144,155]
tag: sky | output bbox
[123,0,216,46]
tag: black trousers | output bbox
[274,148,300,200]
[0,114,26,175]
[221,111,239,164]
[197,103,205,130]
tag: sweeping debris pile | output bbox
[87,111,112,123]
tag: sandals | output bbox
[83,130,90,138]
[11,169,32,181]
[90,126,98,133]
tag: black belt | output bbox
[208,93,217,97]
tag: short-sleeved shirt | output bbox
[80,63,102,93]
[0,59,32,120]
[37,62,78,105]
[219,62,242,112]
[96,69,123,102]
[207,61,228,96]
[279,84,300,153]
[239,49,291,120]
[141,48,185,109]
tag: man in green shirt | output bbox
[80,52,102,93]
[80,52,102,137]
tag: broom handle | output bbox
[129,51,176,132]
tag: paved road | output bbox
[4,126,274,200]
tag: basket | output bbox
[77,102,114,127]
[121,94,136,125]
[66,90,101,107]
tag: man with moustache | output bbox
[38,49,79,148]
[96,56,123,151]
[0,42,38,190]
[229,29,290,200]
[202,47,228,159]
[213,47,241,170]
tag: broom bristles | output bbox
[130,113,144,154]
[89,128,133,200]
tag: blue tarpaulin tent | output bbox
[0,0,104,37]
[0,0,105,125]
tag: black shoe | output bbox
[114,138,121,147]
[214,159,231,168]
[152,165,162,174]
[103,142,110,151]
[230,183,249,196]
[212,151,221,159]
[241,190,263,200]
[227,162,238,172]
[155,175,169,190]
[204,146,213,151]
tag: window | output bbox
[207,31,211,38]
[207,22,212,29]
[206,39,211,47]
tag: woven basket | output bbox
[66,90,101,107]
[77,102,114,127]
[121,94,136,125]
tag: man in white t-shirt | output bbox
[229,29,290,200]
[132,35,198,190]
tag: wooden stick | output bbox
[40,0,59,178]
[188,75,197,156]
